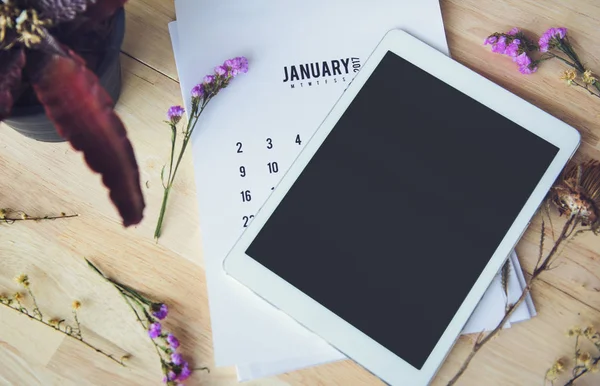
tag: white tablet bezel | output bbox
[223,29,580,385]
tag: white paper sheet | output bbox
[168,1,536,377]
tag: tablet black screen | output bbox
[245,51,558,369]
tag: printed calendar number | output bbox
[236,142,243,153]
[239,166,246,177]
[240,190,252,202]
[295,134,302,145]
[267,162,279,174]
[266,138,273,149]
[242,215,255,227]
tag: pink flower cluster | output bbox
[539,27,567,52]
[484,28,537,74]
[484,27,572,76]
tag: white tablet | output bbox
[223,29,579,385]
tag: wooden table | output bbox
[1,1,600,385]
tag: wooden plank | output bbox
[122,0,178,80]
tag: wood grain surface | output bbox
[1,0,600,385]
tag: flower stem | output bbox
[26,287,42,320]
[118,287,170,372]
[167,123,177,183]
[86,259,153,306]
[153,96,212,241]
[154,187,171,240]
[73,309,83,339]
[547,52,578,69]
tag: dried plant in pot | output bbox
[0,0,144,227]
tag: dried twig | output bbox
[0,208,78,224]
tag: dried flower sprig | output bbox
[86,259,208,385]
[485,27,600,98]
[0,208,79,223]
[0,273,126,366]
[544,325,600,385]
[154,56,249,241]
[447,160,600,385]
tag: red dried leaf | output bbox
[84,0,128,22]
[0,48,26,121]
[32,49,145,226]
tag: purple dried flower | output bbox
[507,27,520,35]
[491,36,507,54]
[191,84,204,98]
[515,53,537,74]
[148,322,162,339]
[162,370,177,382]
[167,333,180,349]
[518,64,538,75]
[484,35,498,45]
[215,65,227,76]
[515,52,532,67]
[171,353,184,366]
[505,39,521,58]
[221,56,249,77]
[167,106,184,125]
[177,362,192,381]
[235,56,249,73]
[203,75,215,84]
[151,303,169,320]
[555,27,568,39]
[539,27,568,52]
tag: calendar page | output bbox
[171,0,533,372]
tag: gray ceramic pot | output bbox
[3,8,125,142]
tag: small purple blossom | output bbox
[234,56,249,73]
[221,56,249,77]
[515,52,531,67]
[167,106,184,124]
[148,322,162,339]
[518,64,538,75]
[507,27,520,36]
[151,303,168,320]
[171,353,184,366]
[515,53,537,74]
[491,36,507,54]
[215,65,227,76]
[177,362,192,381]
[191,84,204,98]
[539,27,568,52]
[505,39,521,58]
[167,333,180,348]
[484,35,497,45]
[203,75,215,84]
